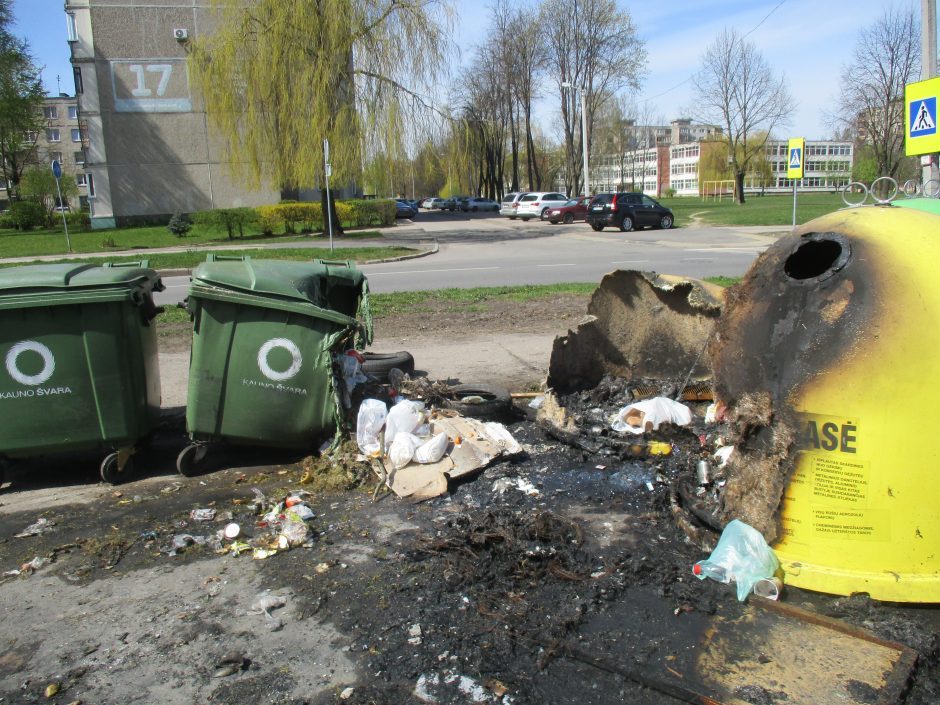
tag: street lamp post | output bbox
[561,82,590,196]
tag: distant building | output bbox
[65,0,280,229]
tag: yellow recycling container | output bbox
[763,204,940,602]
[712,202,940,602]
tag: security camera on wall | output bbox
[173,28,188,41]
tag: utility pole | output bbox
[923,0,939,186]
[580,87,590,196]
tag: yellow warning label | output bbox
[811,507,890,542]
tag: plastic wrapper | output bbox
[414,432,448,464]
[384,400,425,452]
[692,519,780,601]
[611,397,692,435]
[388,432,421,470]
[356,398,387,456]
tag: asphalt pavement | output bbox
[152,210,782,304]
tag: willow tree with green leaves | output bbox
[188,0,453,235]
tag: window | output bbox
[49,151,62,162]
[46,129,60,142]
[23,130,37,143]
[68,106,78,120]
[74,150,84,166]
[73,66,82,94]
[87,173,95,198]
[76,173,87,186]
[66,13,77,42]
[71,128,81,142]
[43,106,57,120]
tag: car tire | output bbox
[591,223,604,232]
[540,207,549,219]
[361,351,415,381]
[509,216,516,220]
[563,213,574,224]
[659,214,673,229]
[619,215,634,232]
[444,383,512,420]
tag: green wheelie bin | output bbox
[0,262,163,484]
[178,256,372,475]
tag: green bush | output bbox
[192,207,259,239]
[0,214,15,229]
[8,201,46,230]
[253,198,395,234]
[64,210,91,231]
[663,188,677,198]
[167,211,192,237]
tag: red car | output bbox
[546,196,591,224]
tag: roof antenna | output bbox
[56,74,61,95]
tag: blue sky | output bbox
[13,0,929,139]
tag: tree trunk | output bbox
[320,187,345,237]
[735,170,746,204]
[508,101,520,192]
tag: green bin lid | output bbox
[190,257,366,310]
[892,198,940,216]
[0,262,160,293]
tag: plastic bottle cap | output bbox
[692,563,703,576]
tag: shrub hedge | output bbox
[254,199,396,235]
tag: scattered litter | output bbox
[384,399,425,452]
[44,682,60,698]
[14,517,56,538]
[190,508,216,522]
[492,477,539,496]
[251,591,288,631]
[340,687,355,699]
[414,433,448,464]
[611,397,692,434]
[408,623,423,645]
[415,671,508,704]
[528,395,545,409]
[223,523,241,540]
[713,445,734,467]
[314,562,330,574]
[753,576,783,600]
[692,519,780,601]
[212,650,247,678]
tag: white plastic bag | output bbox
[414,433,448,464]
[356,399,387,457]
[388,432,421,470]
[384,400,425,452]
[338,353,368,394]
[610,397,692,435]
[692,519,779,601]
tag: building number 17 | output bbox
[129,64,172,97]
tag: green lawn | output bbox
[0,224,384,259]
[660,192,846,227]
[0,245,417,271]
[368,283,598,317]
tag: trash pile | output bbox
[356,396,522,501]
[167,488,319,560]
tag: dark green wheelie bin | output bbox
[0,262,163,484]
[178,256,371,475]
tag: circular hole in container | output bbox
[784,238,844,280]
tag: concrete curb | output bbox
[153,241,439,278]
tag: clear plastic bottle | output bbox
[692,561,729,583]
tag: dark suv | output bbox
[585,192,674,232]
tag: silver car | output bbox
[499,192,529,219]
[514,192,570,220]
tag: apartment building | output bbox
[65,0,279,229]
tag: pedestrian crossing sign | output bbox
[786,137,804,180]
[905,76,940,156]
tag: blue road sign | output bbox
[910,97,937,138]
[51,159,62,179]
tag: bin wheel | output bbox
[177,444,208,477]
[101,450,134,485]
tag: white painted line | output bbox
[610,260,651,264]
[535,263,577,268]
[686,248,765,253]
[365,266,499,276]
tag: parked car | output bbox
[395,200,418,218]
[418,197,436,208]
[499,192,529,219]
[514,191,570,220]
[423,198,446,209]
[461,197,499,212]
[438,197,458,211]
[546,196,591,224]
[585,192,674,232]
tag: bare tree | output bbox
[506,11,547,189]
[831,7,919,181]
[541,0,646,195]
[692,28,791,204]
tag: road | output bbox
[155,211,780,305]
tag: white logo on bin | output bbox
[257,338,302,382]
[5,340,55,386]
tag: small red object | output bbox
[692,563,703,576]
[345,349,364,363]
